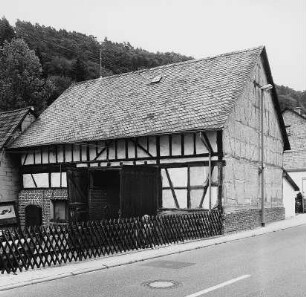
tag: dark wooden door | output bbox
[89,170,121,220]
[67,168,89,222]
[120,166,160,218]
[25,205,42,227]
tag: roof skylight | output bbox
[151,75,162,84]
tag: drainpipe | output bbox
[200,132,212,211]
[260,84,273,227]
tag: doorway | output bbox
[67,166,160,221]
[120,166,160,217]
[89,169,121,220]
[25,205,42,227]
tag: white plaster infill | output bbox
[1,214,306,292]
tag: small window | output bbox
[151,75,162,84]
[23,174,36,188]
[51,172,67,188]
[23,172,67,189]
[23,173,49,188]
[51,200,68,223]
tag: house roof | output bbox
[282,108,306,121]
[0,107,33,149]
[9,46,289,149]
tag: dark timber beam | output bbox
[22,152,28,166]
[93,146,107,161]
[217,130,223,160]
[130,138,154,158]
[165,168,179,208]
[199,131,213,154]
[199,165,215,208]
[199,131,213,211]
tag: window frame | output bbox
[21,166,68,190]
[160,163,218,210]
[50,199,68,223]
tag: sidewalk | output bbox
[1,214,306,292]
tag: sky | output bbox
[2,0,306,91]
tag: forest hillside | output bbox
[0,17,305,115]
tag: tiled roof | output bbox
[11,47,265,148]
[0,108,31,149]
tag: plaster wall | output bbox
[223,58,284,212]
[0,152,20,202]
[21,132,215,166]
[21,113,36,133]
[286,171,306,196]
[284,150,306,171]
[282,178,297,218]
[0,112,35,203]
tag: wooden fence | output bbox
[0,211,223,274]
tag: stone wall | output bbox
[283,110,306,150]
[18,189,68,227]
[284,150,306,171]
[222,57,284,214]
[283,110,306,171]
[224,207,285,233]
[0,152,20,203]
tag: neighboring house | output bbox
[9,46,289,232]
[282,170,299,218]
[0,108,36,203]
[283,108,306,210]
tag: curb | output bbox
[1,218,306,292]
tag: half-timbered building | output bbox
[8,46,289,231]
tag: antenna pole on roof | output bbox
[99,47,102,77]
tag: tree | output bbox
[0,38,53,113]
[71,58,88,82]
[0,17,15,46]
[47,75,72,105]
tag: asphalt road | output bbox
[1,225,306,297]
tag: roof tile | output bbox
[0,108,31,149]
[11,47,263,148]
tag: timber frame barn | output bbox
[8,46,290,232]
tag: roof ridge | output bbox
[283,108,306,120]
[74,45,265,87]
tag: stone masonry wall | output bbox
[224,207,285,233]
[0,152,21,203]
[284,150,306,171]
[283,110,306,150]
[222,57,284,214]
[283,110,306,171]
[18,189,68,227]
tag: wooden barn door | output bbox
[67,168,89,222]
[120,166,160,218]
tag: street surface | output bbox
[1,225,306,297]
